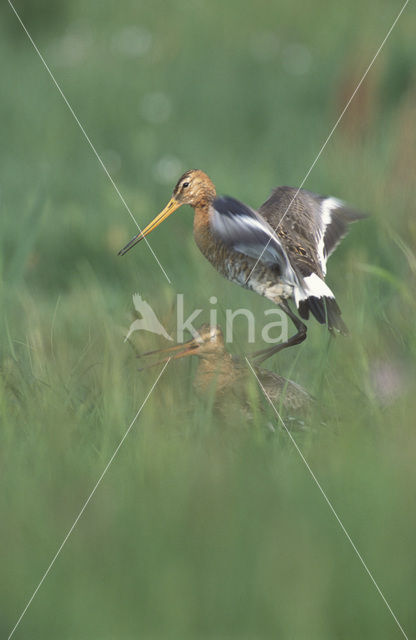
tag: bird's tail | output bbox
[294,273,348,335]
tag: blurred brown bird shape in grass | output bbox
[138,324,312,418]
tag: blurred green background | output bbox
[1,0,416,638]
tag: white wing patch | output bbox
[316,197,344,276]
[294,273,335,307]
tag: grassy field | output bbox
[1,0,416,638]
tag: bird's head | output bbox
[137,324,225,369]
[191,323,225,355]
[172,169,216,207]
[118,169,216,256]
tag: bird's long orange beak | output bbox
[118,197,182,256]
[137,335,200,370]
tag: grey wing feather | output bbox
[210,196,295,279]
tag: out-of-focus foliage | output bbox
[1,1,415,638]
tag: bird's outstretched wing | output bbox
[258,186,367,277]
[210,195,295,279]
[258,186,366,333]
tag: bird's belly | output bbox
[221,257,293,304]
[246,273,293,303]
[194,225,293,304]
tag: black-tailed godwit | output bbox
[119,170,365,361]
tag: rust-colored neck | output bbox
[193,202,212,249]
[193,188,215,210]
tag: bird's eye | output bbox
[182,182,189,188]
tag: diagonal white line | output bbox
[7,359,171,640]
[245,0,410,284]
[245,357,409,640]
[8,0,171,285]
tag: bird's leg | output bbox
[248,301,307,364]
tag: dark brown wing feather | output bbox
[258,186,366,280]
[227,360,311,412]
[258,186,325,278]
[255,366,312,411]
